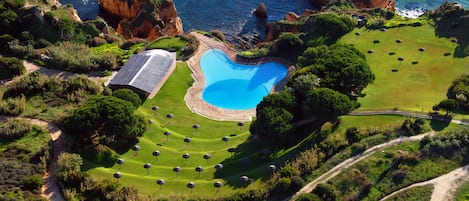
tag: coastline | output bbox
[184,32,295,121]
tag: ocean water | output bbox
[62,0,469,38]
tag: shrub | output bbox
[273,177,291,193]
[345,127,362,144]
[295,193,322,201]
[112,88,142,108]
[210,30,225,41]
[22,175,44,191]
[0,95,26,115]
[312,183,337,201]
[350,143,368,156]
[392,169,407,184]
[290,176,305,190]
[0,118,32,139]
[0,57,26,79]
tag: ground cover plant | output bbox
[455,180,469,201]
[0,122,51,200]
[318,127,469,200]
[145,35,199,60]
[338,25,469,113]
[385,185,433,201]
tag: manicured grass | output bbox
[146,36,188,59]
[339,25,469,112]
[91,43,146,64]
[385,185,433,201]
[455,180,469,201]
[86,62,310,198]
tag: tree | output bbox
[297,44,374,96]
[313,13,354,38]
[311,183,337,201]
[304,88,354,119]
[433,99,458,115]
[250,107,293,139]
[291,74,320,96]
[270,32,303,56]
[256,90,296,112]
[345,127,362,144]
[112,89,142,108]
[62,96,146,150]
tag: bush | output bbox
[312,183,337,201]
[210,30,225,41]
[112,88,142,108]
[290,176,305,190]
[350,143,368,156]
[273,177,291,193]
[0,95,26,115]
[295,193,322,201]
[0,118,31,139]
[22,175,44,191]
[0,57,26,79]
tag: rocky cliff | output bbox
[98,0,183,40]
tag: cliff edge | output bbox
[310,0,395,11]
[98,0,183,40]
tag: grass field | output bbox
[86,62,313,198]
[339,25,469,112]
[146,36,189,59]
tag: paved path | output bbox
[289,131,436,200]
[0,116,65,201]
[380,165,469,201]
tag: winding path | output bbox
[0,116,65,201]
[289,131,436,200]
[380,165,469,201]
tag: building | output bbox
[109,49,176,98]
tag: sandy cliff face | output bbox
[98,0,183,40]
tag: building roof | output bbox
[110,49,175,94]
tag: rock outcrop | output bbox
[98,0,183,40]
[351,0,395,11]
[254,3,268,18]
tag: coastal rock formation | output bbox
[310,0,395,11]
[254,3,268,18]
[351,0,395,11]
[98,0,183,40]
[285,12,300,22]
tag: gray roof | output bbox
[110,49,175,94]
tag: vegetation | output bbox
[112,88,142,108]
[455,180,469,201]
[0,123,50,200]
[0,56,25,79]
[385,185,433,201]
[145,34,199,60]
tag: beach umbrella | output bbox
[451,38,458,47]
[166,113,174,124]
[143,163,152,174]
[173,166,181,176]
[187,182,196,193]
[203,153,211,163]
[132,145,140,156]
[380,28,386,32]
[184,137,192,147]
[268,164,276,175]
[418,47,425,57]
[152,150,160,161]
[215,163,224,171]
[398,57,404,64]
[163,131,171,141]
[116,158,125,169]
[113,172,122,182]
[240,175,249,185]
[182,153,191,161]
[227,147,236,156]
[195,166,204,177]
[151,106,159,115]
[367,49,374,54]
[156,179,165,190]
[214,181,223,192]
[237,121,244,130]
[192,124,200,135]
[222,136,229,145]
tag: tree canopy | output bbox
[63,95,146,150]
[297,44,374,96]
[112,88,142,108]
[304,88,354,118]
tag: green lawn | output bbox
[339,25,469,113]
[86,62,311,198]
[0,125,50,152]
[146,36,189,59]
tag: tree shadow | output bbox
[214,119,324,188]
[429,113,452,131]
[411,61,419,65]
[433,6,469,58]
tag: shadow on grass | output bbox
[214,120,324,188]
[433,8,469,58]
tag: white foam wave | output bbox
[395,7,425,19]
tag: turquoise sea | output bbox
[61,0,469,40]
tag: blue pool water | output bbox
[200,49,288,110]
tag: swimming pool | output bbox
[200,49,288,110]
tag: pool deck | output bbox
[185,32,295,121]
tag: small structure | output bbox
[109,49,176,98]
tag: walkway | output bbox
[289,131,436,200]
[380,165,469,201]
[0,116,65,201]
[184,32,295,121]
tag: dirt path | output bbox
[0,116,65,201]
[289,131,436,200]
[380,165,469,201]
